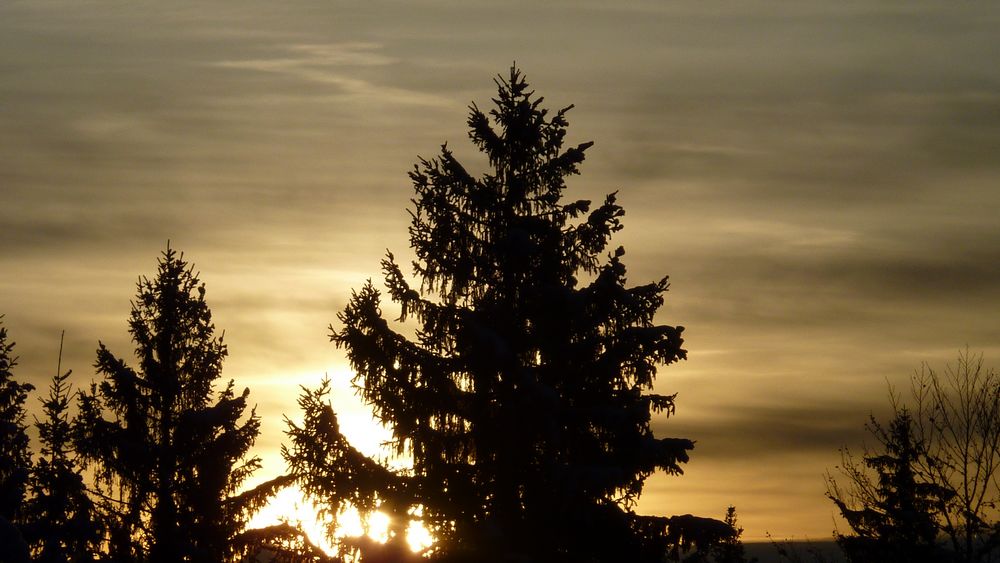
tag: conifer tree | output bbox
[26,335,102,562]
[827,409,950,563]
[289,67,702,562]
[715,507,753,563]
[74,247,275,561]
[0,318,34,561]
[702,507,754,563]
[284,379,416,561]
[232,521,342,563]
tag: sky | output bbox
[3,0,1000,545]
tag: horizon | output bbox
[3,0,1000,550]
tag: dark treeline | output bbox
[0,67,747,563]
[3,66,997,563]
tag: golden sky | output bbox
[3,0,1000,543]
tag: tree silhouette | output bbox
[232,522,342,563]
[73,247,279,561]
[24,334,102,562]
[826,409,950,563]
[664,510,748,563]
[289,67,704,561]
[708,507,754,563]
[284,379,417,561]
[828,351,1000,563]
[910,351,1000,563]
[0,317,34,562]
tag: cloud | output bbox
[212,42,454,107]
[3,0,1000,543]
[656,401,877,462]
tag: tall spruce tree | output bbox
[26,336,102,562]
[74,247,275,561]
[0,318,34,561]
[288,67,704,562]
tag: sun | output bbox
[247,485,435,556]
[247,486,337,554]
[245,367,434,555]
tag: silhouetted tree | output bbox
[233,522,342,563]
[664,508,750,563]
[826,409,950,563]
[828,351,1000,563]
[710,507,754,563]
[290,67,705,562]
[284,379,418,561]
[909,350,1000,563]
[24,334,102,562]
[73,247,278,561]
[0,317,34,562]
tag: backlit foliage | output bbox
[74,247,275,561]
[288,67,700,562]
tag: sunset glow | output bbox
[4,0,1000,548]
[249,367,431,557]
[248,486,435,556]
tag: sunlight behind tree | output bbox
[251,365,432,557]
[247,485,434,556]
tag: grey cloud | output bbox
[622,226,1000,345]
[701,234,1000,306]
[607,91,1000,210]
[656,401,881,463]
[911,94,1000,172]
[211,42,456,108]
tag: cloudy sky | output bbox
[3,0,1000,544]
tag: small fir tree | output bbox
[708,507,754,563]
[26,334,102,562]
[827,409,950,563]
[73,247,276,561]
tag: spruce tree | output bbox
[284,379,416,561]
[26,336,102,562]
[714,507,753,563]
[0,317,34,561]
[74,247,273,561]
[827,409,950,563]
[289,67,699,562]
[698,507,753,563]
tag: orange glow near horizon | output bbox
[248,485,435,556]
[248,367,431,556]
